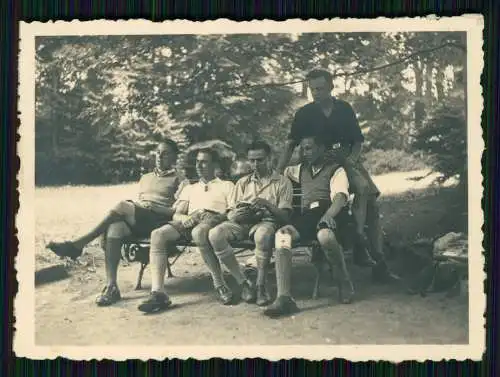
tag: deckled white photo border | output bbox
[15,16,485,361]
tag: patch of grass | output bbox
[35,182,137,269]
[363,149,431,175]
[380,186,467,245]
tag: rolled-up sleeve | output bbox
[277,177,294,210]
[330,167,350,200]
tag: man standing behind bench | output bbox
[47,139,181,306]
[208,140,294,306]
[277,68,398,282]
[138,148,235,313]
[265,135,355,318]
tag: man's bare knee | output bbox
[112,200,135,217]
[208,226,226,247]
[191,224,210,245]
[151,225,179,245]
[317,228,337,248]
[106,221,131,239]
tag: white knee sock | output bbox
[150,248,168,293]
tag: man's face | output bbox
[195,151,215,180]
[247,149,269,176]
[308,76,332,103]
[301,138,324,165]
[155,143,177,170]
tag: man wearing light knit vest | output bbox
[264,135,355,318]
[47,139,181,306]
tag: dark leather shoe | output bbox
[256,285,271,306]
[47,241,83,260]
[95,285,121,307]
[138,291,172,313]
[263,296,299,318]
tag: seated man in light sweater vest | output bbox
[47,139,181,307]
[138,148,235,313]
[264,135,355,318]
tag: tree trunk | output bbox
[425,59,434,104]
[413,61,425,146]
[435,62,445,101]
[50,74,59,156]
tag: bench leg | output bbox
[312,265,321,299]
[135,263,147,290]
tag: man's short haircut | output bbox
[247,140,272,156]
[158,138,179,155]
[302,134,327,148]
[305,69,334,85]
[197,147,219,163]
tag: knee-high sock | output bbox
[255,248,272,286]
[217,247,246,285]
[275,247,292,297]
[199,245,226,288]
[104,237,124,286]
[150,246,169,293]
[323,239,351,282]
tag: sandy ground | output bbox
[33,169,468,345]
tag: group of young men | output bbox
[47,69,399,318]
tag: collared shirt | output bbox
[137,169,179,212]
[228,172,293,211]
[176,177,234,215]
[288,97,364,150]
[284,163,350,205]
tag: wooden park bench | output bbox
[121,183,358,298]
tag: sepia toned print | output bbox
[16,16,484,361]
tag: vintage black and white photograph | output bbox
[16,17,484,360]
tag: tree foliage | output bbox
[35,32,466,185]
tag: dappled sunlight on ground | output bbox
[33,169,468,345]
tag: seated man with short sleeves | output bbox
[264,135,355,318]
[138,148,234,313]
[208,140,293,306]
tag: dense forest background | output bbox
[35,32,467,186]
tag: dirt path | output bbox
[34,170,468,345]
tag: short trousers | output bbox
[168,211,227,240]
[214,220,279,243]
[285,202,352,244]
[125,200,173,238]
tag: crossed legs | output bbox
[47,200,135,259]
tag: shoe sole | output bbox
[96,297,121,307]
[263,306,299,318]
[138,301,172,313]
